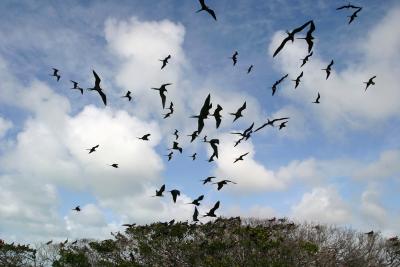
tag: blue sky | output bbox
[0,0,399,243]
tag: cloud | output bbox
[0,117,12,139]
[354,149,400,181]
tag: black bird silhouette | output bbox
[163,102,174,118]
[206,139,219,161]
[231,122,254,141]
[296,20,315,53]
[196,0,217,20]
[154,184,165,197]
[170,141,183,153]
[293,71,303,89]
[46,240,53,245]
[191,94,212,134]
[137,134,151,141]
[204,201,220,217]
[110,163,119,168]
[165,151,173,161]
[364,76,376,91]
[71,240,78,245]
[160,55,171,69]
[203,135,208,143]
[173,129,179,140]
[88,70,107,106]
[188,130,199,143]
[169,189,181,203]
[322,60,334,80]
[122,223,136,228]
[230,101,246,122]
[247,65,253,74]
[70,80,83,94]
[190,153,197,161]
[151,83,171,109]
[336,3,361,10]
[87,144,99,154]
[169,219,175,226]
[193,207,200,222]
[214,180,237,190]
[365,230,374,236]
[254,117,290,132]
[72,206,81,212]
[278,121,288,130]
[273,20,313,57]
[348,7,362,24]
[312,92,321,104]
[201,176,216,184]
[188,195,204,206]
[300,52,313,67]
[50,68,61,81]
[272,74,289,96]
[234,152,249,163]
[122,91,132,101]
[230,51,238,66]
[211,104,223,128]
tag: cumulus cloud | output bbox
[354,149,400,181]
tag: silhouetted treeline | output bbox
[1,217,399,266]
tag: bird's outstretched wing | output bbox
[206,8,217,20]
[93,70,101,87]
[210,201,220,213]
[238,102,247,113]
[160,184,165,193]
[273,36,291,57]
[97,89,107,106]
[254,123,268,132]
[292,20,313,35]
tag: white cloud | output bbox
[0,117,12,139]
[354,149,400,181]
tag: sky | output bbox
[0,0,399,243]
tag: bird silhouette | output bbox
[70,80,83,94]
[254,117,290,132]
[336,3,361,10]
[190,153,197,161]
[203,135,208,143]
[165,151,173,161]
[312,92,321,104]
[122,223,136,228]
[137,134,151,141]
[173,129,179,140]
[273,20,313,57]
[230,101,246,122]
[151,83,171,109]
[364,76,376,91]
[278,121,288,130]
[168,219,175,226]
[170,141,183,153]
[160,55,171,69]
[196,0,217,20]
[206,138,219,161]
[296,20,315,53]
[169,189,181,203]
[122,91,132,101]
[193,207,200,222]
[293,71,303,89]
[188,130,199,143]
[300,52,313,68]
[86,144,99,154]
[365,230,374,236]
[234,152,249,163]
[231,122,254,141]
[154,184,165,197]
[188,195,204,206]
[204,201,220,217]
[46,240,53,245]
[87,70,107,106]
[201,176,216,184]
[163,102,174,118]
[110,163,119,168]
[50,68,61,81]
[230,51,238,66]
[322,60,334,80]
[247,65,254,74]
[214,180,237,190]
[348,7,362,24]
[191,94,212,134]
[272,74,289,96]
[72,206,81,212]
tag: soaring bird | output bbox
[50,68,61,81]
[163,102,174,118]
[206,139,219,161]
[196,0,217,20]
[273,20,313,57]
[214,180,237,190]
[230,101,246,122]
[110,163,119,168]
[170,141,183,153]
[247,65,254,74]
[203,135,208,143]
[46,240,53,245]
[154,184,166,197]
[70,80,83,94]
[201,176,216,184]
[296,20,315,53]
[312,92,321,104]
[86,144,99,154]
[173,129,179,140]
[88,70,107,106]
[234,152,249,163]
[348,7,362,24]
[230,51,238,66]
[254,117,290,132]
[169,189,181,203]
[364,76,376,91]
[190,153,197,161]
[151,83,171,109]
[188,195,204,206]
[72,206,81,212]
[212,104,223,128]
[188,130,199,143]
[322,60,334,80]
[165,151,173,161]
[300,52,313,68]
[160,55,171,69]
[204,201,220,217]
[122,223,136,228]
[122,91,132,101]
[231,122,254,141]
[193,207,200,222]
[336,3,361,10]
[137,134,151,141]
[272,74,289,96]
[293,71,303,89]
[191,94,212,134]
[278,121,288,130]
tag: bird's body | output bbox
[188,195,204,206]
[278,121,288,130]
[188,130,199,142]
[230,101,246,122]
[170,141,183,153]
[192,94,212,134]
[122,223,136,228]
[169,189,181,203]
[160,55,171,69]
[214,180,237,190]
[296,21,315,53]
[247,65,253,74]
[87,144,99,154]
[138,134,151,141]
[364,76,376,91]
[322,60,334,80]
[312,92,321,104]
[165,151,173,161]
[348,7,362,24]
[72,206,81,212]
[293,71,303,89]
[88,70,107,106]
[151,83,171,109]
[163,102,174,118]
[190,153,197,161]
[122,91,132,101]
[230,51,238,66]
[212,104,223,128]
[193,207,199,222]
[272,74,289,96]
[173,129,179,140]
[336,3,361,10]
[234,152,249,163]
[51,68,61,81]
[300,52,313,67]
[254,117,290,132]
[154,184,166,197]
[206,139,219,162]
[110,163,119,168]
[70,80,83,94]
[201,176,216,185]
[204,201,220,217]
[196,0,217,20]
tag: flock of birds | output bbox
[46,1,379,234]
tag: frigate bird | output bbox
[196,0,217,20]
[87,70,107,106]
[50,68,61,81]
[204,201,220,217]
[234,152,249,163]
[169,189,181,203]
[293,71,303,89]
[296,20,315,53]
[154,184,165,197]
[312,92,321,104]
[151,83,172,109]
[230,102,246,122]
[70,80,83,94]
[160,55,171,69]
[300,52,313,67]
[87,144,99,154]
[122,91,132,101]
[212,104,223,128]
[214,180,237,190]
[364,76,376,91]
[322,60,334,80]
[272,74,289,96]
[254,117,290,132]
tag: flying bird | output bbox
[154,184,166,197]
[165,151,173,161]
[348,7,362,24]
[272,74,289,96]
[169,189,181,203]
[206,139,219,162]
[70,80,83,94]
[170,141,183,153]
[163,102,174,118]
[214,180,237,190]
[188,130,199,143]
[110,163,119,168]
[137,134,151,141]
[365,230,374,236]
[322,60,334,80]
[231,122,254,141]
[300,52,313,67]
[46,240,53,245]
[188,195,204,206]
[173,129,179,140]
[212,104,223,128]
[160,55,171,69]
[204,201,220,217]
[234,152,249,163]
[193,207,200,222]
[278,121,288,130]
[230,51,238,66]
[230,101,246,122]
[296,20,315,53]
[336,3,361,10]
[201,176,216,184]
[254,117,290,132]
[247,65,253,74]
[86,144,99,154]
[72,206,81,212]
[50,68,61,81]
[312,92,321,104]
[151,83,171,109]
[88,70,107,106]
[122,91,132,101]
[191,94,212,134]
[293,71,303,89]
[364,76,376,91]
[196,0,217,20]
[122,223,136,228]
[190,153,197,161]
[273,20,313,57]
